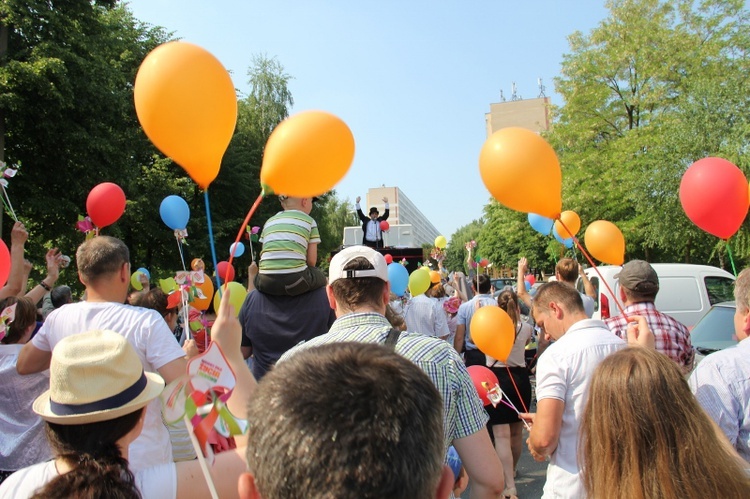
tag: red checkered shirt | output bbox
[605,302,694,372]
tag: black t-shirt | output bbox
[239,286,336,379]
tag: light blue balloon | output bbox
[552,226,574,248]
[137,267,150,279]
[159,195,190,230]
[387,262,409,297]
[525,280,532,291]
[528,213,554,236]
[230,242,245,258]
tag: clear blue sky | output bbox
[126,1,610,239]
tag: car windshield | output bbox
[690,305,737,351]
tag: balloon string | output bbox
[176,237,187,272]
[556,218,627,318]
[0,186,18,222]
[505,365,528,413]
[204,190,223,298]
[227,193,264,281]
[726,239,738,277]
[494,385,532,431]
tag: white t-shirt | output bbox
[0,460,177,499]
[31,301,185,471]
[486,322,534,368]
[535,319,625,499]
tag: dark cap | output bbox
[369,207,379,215]
[615,260,659,294]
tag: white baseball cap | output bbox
[329,246,389,284]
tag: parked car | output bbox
[691,301,738,365]
[490,277,515,291]
[578,264,735,328]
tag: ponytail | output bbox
[497,289,520,331]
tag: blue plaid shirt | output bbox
[280,312,489,452]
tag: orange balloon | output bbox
[134,41,238,189]
[260,111,355,197]
[479,127,562,219]
[554,210,581,239]
[470,306,515,363]
[584,220,625,265]
[192,277,215,311]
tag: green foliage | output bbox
[444,219,484,273]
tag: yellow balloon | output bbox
[435,235,447,249]
[134,41,238,189]
[260,111,355,197]
[584,220,625,265]
[130,271,144,291]
[479,127,562,219]
[554,210,581,239]
[212,281,247,317]
[471,306,515,363]
[409,269,431,297]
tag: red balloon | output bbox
[524,274,536,286]
[0,239,10,287]
[215,261,235,283]
[384,254,393,264]
[467,365,499,406]
[680,157,749,239]
[380,220,390,231]
[86,182,126,228]
[479,258,489,268]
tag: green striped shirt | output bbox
[259,210,320,274]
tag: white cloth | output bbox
[535,319,626,499]
[0,460,177,499]
[486,322,533,368]
[689,337,750,461]
[403,294,450,338]
[580,293,595,318]
[31,301,185,472]
[0,345,52,471]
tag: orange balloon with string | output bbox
[479,127,562,219]
[470,306,515,363]
[192,277,215,311]
[260,110,355,197]
[584,220,625,265]
[134,41,237,189]
[554,210,581,239]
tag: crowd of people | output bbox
[0,195,749,498]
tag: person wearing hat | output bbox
[355,195,389,248]
[17,236,188,471]
[604,260,693,373]
[0,291,254,499]
[278,245,505,498]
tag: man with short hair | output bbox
[280,246,505,498]
[240,342,454,499]
[356,195,389,248]
[17,236,187,471]
[689,268,750,462]
[454,274,497,365]
[521,281,625,498]
[605,260,693,373]
[517,257,596,317]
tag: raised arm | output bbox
[578,264,596,299]
[516,257,532,309]
[25,248,63,305]
[355,196,367,223]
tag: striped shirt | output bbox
[404,294,450,339]
[689,338,750,461]
[279,312,489,453]
[259,210,320,275]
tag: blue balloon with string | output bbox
[528,213,554,235]
[160,195,190,230]
[229,242,245,258]
[388,262,409,297]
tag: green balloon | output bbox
[409,268,431,297]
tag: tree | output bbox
[444,219,484,273]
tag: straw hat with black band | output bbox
[33,330,165,424]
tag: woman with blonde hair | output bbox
[581,347,750,498]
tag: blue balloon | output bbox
[528,213,554,236]
[525,280,532,291]
[159,195,190,230]
[229,242,245,258]
[137,267,150,279]
[387,262,409,297]
[553,226,574,248]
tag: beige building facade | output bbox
[485,96,551,137]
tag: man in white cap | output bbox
[279,246,505,498]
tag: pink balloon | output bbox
[380,220,390,231]
[680,157,748,239]
[87,182,126,228]
[215,261,235,283]
[524,274,536,286]
[0,239,10,287]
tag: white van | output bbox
[577,264,735,328]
